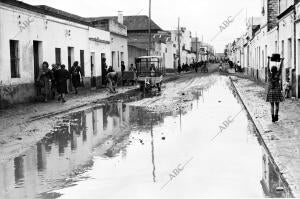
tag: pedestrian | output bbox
[36,61,53,102]
[107,71,119,93]
[70,61,82,94]
[283,77,291,99]
[56,64,70,103]
[121,61,126,73]
[129,64,135,72]
[121,61,126,85]
[51,64,59,100]
[102,58,108,86]
[266,54,284,122]
[108,65,114,73]
[178,64,182,74]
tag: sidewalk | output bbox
[230,75,300,197]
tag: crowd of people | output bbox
[177,61,209,73]
[36,61,83,103]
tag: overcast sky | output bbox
[22,0,261,53]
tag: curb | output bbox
[229,76,295,198]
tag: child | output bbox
[283,78,291,99]
[266,54,284,122]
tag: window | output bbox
[55,48,61,65]
[80,50,85,76]
[10,40,20,78]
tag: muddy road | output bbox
[0,65,290,198]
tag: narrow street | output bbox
[0,65,291,198]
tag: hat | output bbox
[271,54,281,62]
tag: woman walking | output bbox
[57,64,70,103]
[36,61,53,102]
[266,54,284,122]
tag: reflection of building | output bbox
[128,106,165,130]
[0,103,130,198]
[260,146,292,198]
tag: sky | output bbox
[22,0,261,53]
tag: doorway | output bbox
[91,52,96,88]
[33,41,42,80]
[101,53,106,85]
[68,47,74,92]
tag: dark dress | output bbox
[57,69,70,94]
[266,70,284,103]
[70,66,82,88]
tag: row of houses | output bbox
[225,0,300,98]
[0,0,215,107]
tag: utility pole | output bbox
[196,32,198,62]
[148,0,152,56]
[178,17,181,68]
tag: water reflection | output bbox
[261,143,292,198]
[0,76,293,198]
[0,100,174,199]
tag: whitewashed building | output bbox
[88,12,129,72]
[228,0,300,98]
[0,1,111,107]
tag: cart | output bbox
[135,56,165,92]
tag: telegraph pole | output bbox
[148,0,152,56]
[178,17,181,68]
[196,32,198,62]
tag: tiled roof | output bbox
[0,0,90,26]
[87,15,163,31]
[1,1,162,31]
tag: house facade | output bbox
[227,0,300,98]
[88,12,128,72]
[0,1,111,107]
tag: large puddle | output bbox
[0,75,291,198]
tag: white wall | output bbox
[110,34,128,71]
[278,11,294,83]
[0,3,111,86]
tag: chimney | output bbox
[267,0,279,31]
[118,11,123,24]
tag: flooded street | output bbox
[0,75,289,198]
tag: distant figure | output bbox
[266,54,284,122]
[150,64,155,77]
[37,61,53,102]
[178,64,182,74]
[283,77,291,99]
[70,61,82,94]
[102,58,108,86]
[121,61,126,73]
[129,64,136,72]
[57,64,70,103]
[51,64,60,100]
[107,65,114,73]
[107,71,119,93]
